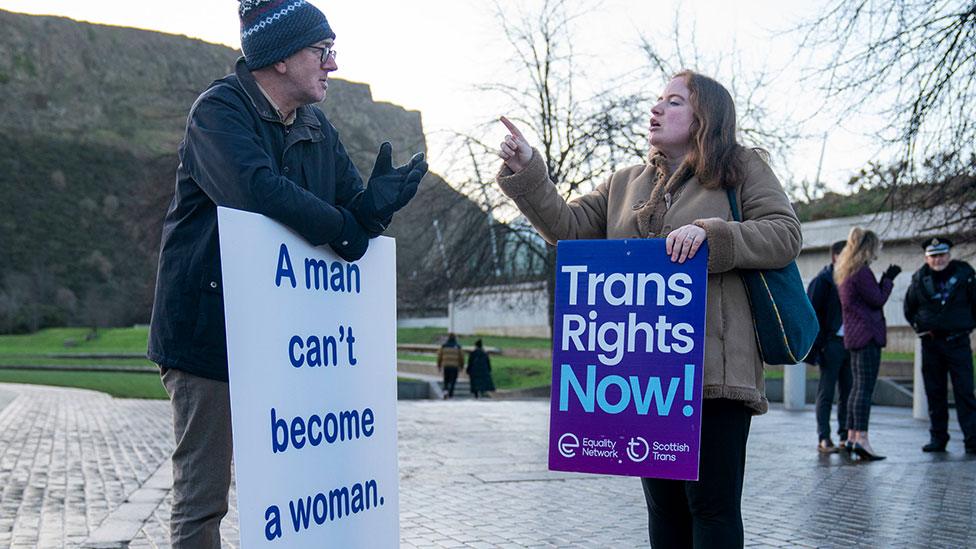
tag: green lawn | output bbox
[397,327,551,350]
[0,326,149,355]
[3,327,968,396]
[0,369,167,399]
[490,356,551,389]
[397,352,435,362]
[881,351,913,362]
[0,356,155,368]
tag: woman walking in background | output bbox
[835,227,901,460]
[496,70,801,548]
[466,339,495,398]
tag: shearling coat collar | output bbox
[636,151,694,238]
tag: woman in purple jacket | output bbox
[834,227,902,460]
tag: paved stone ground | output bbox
[0,383,974,548]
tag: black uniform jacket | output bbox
[904,260,976,337]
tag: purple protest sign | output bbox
[548,239,707,480]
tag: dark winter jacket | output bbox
[806,264,844,364]
[838,265,893,350]
[904,260,976,337]
[148,58,377,382]
[437,341,464,370]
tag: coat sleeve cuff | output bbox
[694,217,735,273]
[329,207,370,262]
[495,149,548,198]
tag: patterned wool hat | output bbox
[239,0,335,70]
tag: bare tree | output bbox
[797,0,976,227]
[638,15,805,176]
[441,0,650,330]
[439,0,805,330]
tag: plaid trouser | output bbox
[847,343,881,431]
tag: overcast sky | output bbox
[0,0,890,196]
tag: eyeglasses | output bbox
[306,45,337,64]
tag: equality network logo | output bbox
[557,433,580,458]
[558,432,650,463]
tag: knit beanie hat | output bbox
[239,0,335,70]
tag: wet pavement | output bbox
[0,383,973,548]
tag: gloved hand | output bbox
[882,264,902,281]
[357,142,428,232]
[329,207,369,262]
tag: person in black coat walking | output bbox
[466,339,496,398]
[806,240,852,453]
[904,237,976,454]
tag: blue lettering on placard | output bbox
[288,480,380,532]
[288,334,338,367]
[560,363,596,411]
[289,496,312,531]
[631,374,679,416]
[264,505,282,540]
[304,258,361,293]
[560,264,694,307]
[271,406,376,454]
[597,374,630,414]
[561,313,696,363]
[558,364,690,416]
[275,243,297,288]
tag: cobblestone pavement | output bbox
[0,383,974,548]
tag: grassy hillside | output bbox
[0,9,487,332]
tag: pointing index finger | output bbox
[499,116,525,141]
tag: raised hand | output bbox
[882,264,902,281]
[498,116,533,173]
[358,142,428,231]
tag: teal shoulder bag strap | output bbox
[725,187,819,365]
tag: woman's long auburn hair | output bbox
[674,70,750,190]
[834,226,881,286]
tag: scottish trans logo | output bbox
[627,436,650,462]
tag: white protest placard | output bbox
[217,206,398,547]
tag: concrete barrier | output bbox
[765,377,913,407]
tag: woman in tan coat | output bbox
[497,70,801,547]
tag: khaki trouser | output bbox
[162,368,233,549]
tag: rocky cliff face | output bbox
[0,9,479,331]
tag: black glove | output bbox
[882,264,902,281]
[357,142,428,232]
[329,207,369,262]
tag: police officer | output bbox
[904,237,976,453]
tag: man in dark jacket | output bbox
[146,2,427,546]
[806,240,852,452]
[437,333,464,399]
[904,237,976,454]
